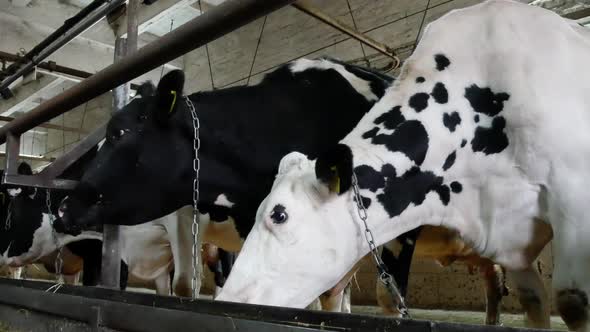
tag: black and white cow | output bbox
[217,1,585,330]
[1,160,195,296]
[55,57,393,300]
[56,56,549,320]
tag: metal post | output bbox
[126,0,139,56]
[3,134,21,177]
[100,37,128,289]
[0,0,297,145]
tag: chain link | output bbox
[46,189,63,283]
[186,96,201,300]
[351,173,410,318]
[5,200,12,231]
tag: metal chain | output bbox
[186,96,201,300]
[5,200,12,231]
[46,189,63,283]
[351,173,410,318]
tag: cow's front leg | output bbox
[481,263,504,325]
[507,265,550,329]
[169,206,203,297]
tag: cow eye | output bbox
[270,204,288,224]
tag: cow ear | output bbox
[155,70,185,121]
[17,162,32,175]
[136,81,156,98]
[315,144,353,194]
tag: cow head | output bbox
[216,148,367,307]
[60,70,194,234]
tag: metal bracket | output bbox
[89,306,102,332]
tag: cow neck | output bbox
[345,144,473,258]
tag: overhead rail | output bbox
[0,0,297,145]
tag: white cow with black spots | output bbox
[217,1,590,330]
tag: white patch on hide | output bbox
[7,188,21,197]
[214,194,234,208]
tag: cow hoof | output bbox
[556,288,589,331]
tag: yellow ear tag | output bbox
[329,166,340,193]
[169,90,177,114]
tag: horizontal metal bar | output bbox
[2,174,78,190]
[0,0,126,92]
[0,115,88,134]
[0,51,141,91]
[0,0,297,145]
[0,152,55,162]
[0,279,336,332]
[0,279,548,332]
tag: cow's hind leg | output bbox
[553,241,590,332]
[319,288,345,312]
[481,264,504,325]
[507,266,550,328]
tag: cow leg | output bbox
[506,266,550,329]
[341,282,352,313]
[306,298,322,311]
[120,260,129,291]
[481,264,504,325]
[62,273,80,285]
[9,267,23,279]
[154,272,172,296]
[376,229,419,316]
[320,289,344,312]
[169,206,203,297]
[553,241,590,332]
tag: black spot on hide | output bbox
[409,93,430,113]
[355,165,385,192]
[416,77,425,83]
[443,112,461,132]
[435,54,450,71]
[434,185,450,205]
[431,83,448,104]
[471,116,509,155]
[450,181,463,193]
[371,120,429,165]
[442,151,456,171]
[374,106,404,130]
[464,84,510,117]
[362,127,380,139]
[377,167,443,218]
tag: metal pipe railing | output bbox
[0,0,297,145]
[0,0,126,92]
